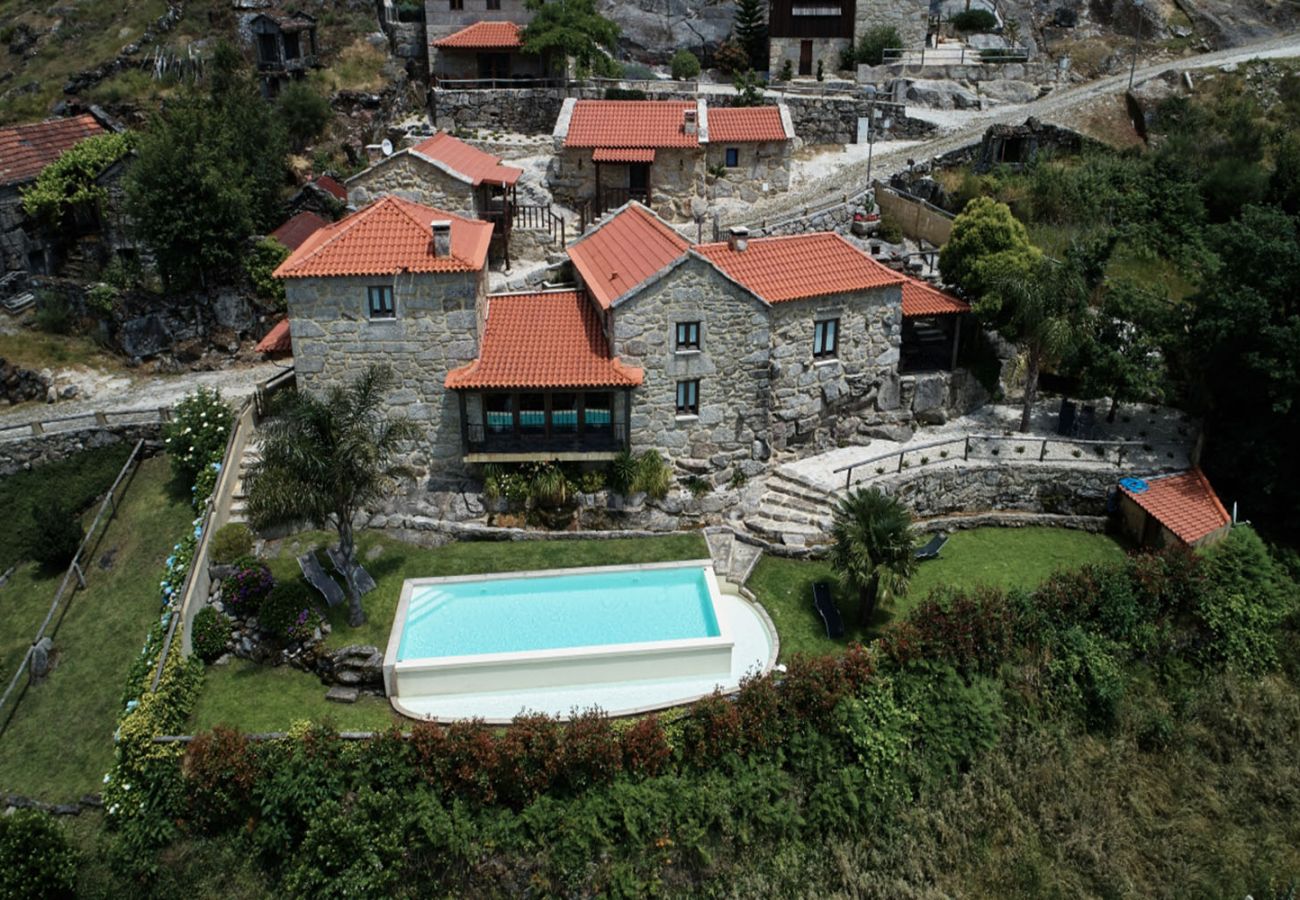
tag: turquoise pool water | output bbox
[397,566,720,660]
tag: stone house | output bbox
[430,21,550,83]
[548,99,795,221]
[274,196,494,471]
[244,9,319,96]
[769,0,929,76]
[0,112,126,278]
[345,130,524,260]
[1116,469,1232,549]
[424,0,532,51]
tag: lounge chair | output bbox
[325,546,377,596]
[915,532,948,561]
[812,581,845,640]
[297,552,345,608]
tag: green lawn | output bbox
[748,527,1129,660]
[189,531,710,733]
[0,455,192,801]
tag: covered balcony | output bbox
[461,390,631,461]
[899,277,971,373]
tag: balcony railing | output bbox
[467,421,627,456]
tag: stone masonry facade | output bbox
[285,269,486,478]
[346,153,477,218]
[705,141,792,202]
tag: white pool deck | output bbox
[389,588,778,724]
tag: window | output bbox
[449,0,463,9]
[519,393,545,432]
[584,393,612,432]
[813,318,839,358]
[724,147,739,168]
[367,285,395,319]
[485,394,514,433]
[676,380,700,417]
[486,0,500,8]
[676,321,700,350]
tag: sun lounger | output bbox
[325,546,376,596]
[915,533,948,561]
[812,581,845,640]
[297,552,345,608]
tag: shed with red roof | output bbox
[429,20,550,83]
[1117,469,1232,549]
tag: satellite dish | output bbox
[381,139,394,157]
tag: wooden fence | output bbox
[0,440,146,733]
[874,183,955,246]
[0,407,171,441]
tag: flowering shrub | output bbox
[191,607,231,663]
[258,581,321,642]
[163,387,233,486]
[191,460,221,512]
[220,562,274,617]
[0,809,77,899]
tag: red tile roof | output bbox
[564,100,699,149]
[1120,468,1231,545]
[269,211,329,252]
[902,277,970,317]
[445,291,643,389]
[410,131,523,186]
[592,147,656,163]
[708,106,788,143]
[695,232,905,303]
[433,21,523,50]
[567,202,690,309]
[0,114,107,187]
[313,174,347,201]
[273,196,492,278]
[255,319,293,355]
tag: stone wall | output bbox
[346,152,477,216]
[547,146,707,221]
[769,37,852,80]
[285,269,486,478]
[611,257,772,481]
[768,286,903,452]
[0,423,160,477]
[705,140,792,201]
[882,464,1121,519]
[0,185,31,274]
[858,0,929,48]
[431,87,566,134]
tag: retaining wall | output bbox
[0,423,161,477]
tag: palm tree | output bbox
[828,487,918,627]
[246,365,419,627]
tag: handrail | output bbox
[0,407,171,441]
[831,432,1171,491]
[879,45,1030,67]
[0,440,145,732]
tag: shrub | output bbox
[713,39,749,74]
[619,714,672,777]
[608,450,638,494]
[221,561,274,617]
[26,500,83,569]
[780,59,793,81]
[781,653,853,725]
[684,474,711,498]
[670,49,701,80]
[182,725,259,831]
[633,449,672,499]
[883,588,1017,674]
[34,292,73,334]
[191,607,231,663]
[211,522,253,564]
[577,469,606,493]
[816,59,824,81]
[244,237,290,309]
[561,708,623,791]
[277,81,332,150]
[440,719,499,804]
[603,87,646,101]
[853,25,901,66]
[163,387,233,486]
[950,9,998,32]
[1194,527,1298,673]
[528,462,570,508]
[258,580,321,642]
[0,809,77,900]
[191,459,221,511]
[681,690,744,766]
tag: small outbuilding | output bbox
[1116,468,1232,549]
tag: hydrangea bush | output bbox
[221,562,275,617]
[163,387,232,486]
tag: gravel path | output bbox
[730,32,1300,227]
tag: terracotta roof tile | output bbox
[567,202,690,309]
[592,147,656,163]
[446,291,643,389]
[902,277,970,317]
[708,106,788,143]
[695,232,905,303]
[0,114,107,187]
[273,196,492,278]
[255,319,293,355]
[410,131,523,186]
[433,21,523,49]
[313,174,347,201]
[269,211,329,252]
[564,100,699,149]
[1120,468,1231,545]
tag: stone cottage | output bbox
[273,196,494,470]
[548,99,795,220]
[768,0,928,77]
[346,131,524,260]
[424,0,533,52]
[244,9,320,96]
[430,21,550,83]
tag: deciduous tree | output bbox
[522,0,621,77]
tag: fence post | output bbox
[95,411,108,426]
[30,421,43,436]
[1039,439,1048,461]
[964,436,969,460]
[897,452,904,473]
[845,468,852,491]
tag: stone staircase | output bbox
[740,468,838,550]
[227,441,261,526]
[704,527,765,586]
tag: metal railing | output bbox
[880,45,1030,66]
[0,407,171,442]
[433,77,564,90]
[831,432,1177,491]
[0,440,145,733]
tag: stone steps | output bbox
[729,538,764,585]
[227,442,261,525]
[742,515,825,548]
[704,528,735,579]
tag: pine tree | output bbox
[734,0,768,71]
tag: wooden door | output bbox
[798,40,813,76]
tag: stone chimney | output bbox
[683,107,697,136]
[430,220,452,257]
[727,225,749,252]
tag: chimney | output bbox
[683,107,697,137]
[430,220,452,257]
[727,226,749,252]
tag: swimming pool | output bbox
[384,560,747,715]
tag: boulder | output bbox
[326,686,359,704]
[980,79,1041,105]
[29,637,54,679]
[905,79,980,110]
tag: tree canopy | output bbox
[21,131,133,228]
[522,0,621,77]
[939,197,1041,301]
[733,0,768,71]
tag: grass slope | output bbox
[749,526,1128,659]
[0,455,192,801]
